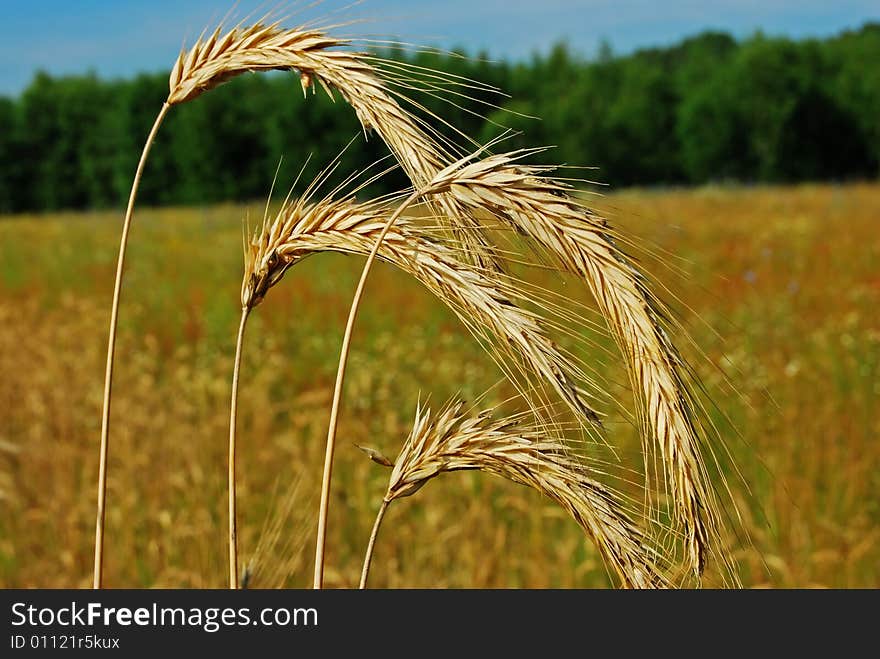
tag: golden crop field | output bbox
[0,183,877,588]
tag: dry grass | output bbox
[241,476,311,589]
[1,184,878,588]
[360,400,671,589]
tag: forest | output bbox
[1,23,878,212]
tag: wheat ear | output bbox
[416,151,724,577]
[168,20,497,267]
[242,191,601,585]
[97,16,495,588]
[359,401,670,589]
[242,196,599,435]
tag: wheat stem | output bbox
[359,500,389,589]
[313,190,420,589]
[228,307,250,589]
[94,101,170,590]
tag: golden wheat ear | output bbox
[408,150,730,580]
[99,15,503,589]
[241,193,601,433]
[358,400,672,589]
[168,19,500,268]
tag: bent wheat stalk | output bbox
[310,188,417,589]
[94,102,169,589]
[358,401,670,589]
[240,188,601,586]
[359,499,389,589]
[98,16,497,589]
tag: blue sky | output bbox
[2,0,878,95]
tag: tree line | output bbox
[1,23,878,213]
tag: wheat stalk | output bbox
[240,184,610,586]
[94,102,169,589]
[96,15,498,589]
[358,400,671,589]
[227,309,249,589]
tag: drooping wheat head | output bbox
[359,399,672,589]
[242,191,601,434]
[100,13,501,589]
[408,150,731,580]
[169,19,499,267]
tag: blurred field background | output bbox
[1,182,877,588]
[2,3,878,590]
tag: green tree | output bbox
[4,24,879,213]
[826,23,880,175]
[0,97,22,212]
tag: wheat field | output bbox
[0,182,877,588]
